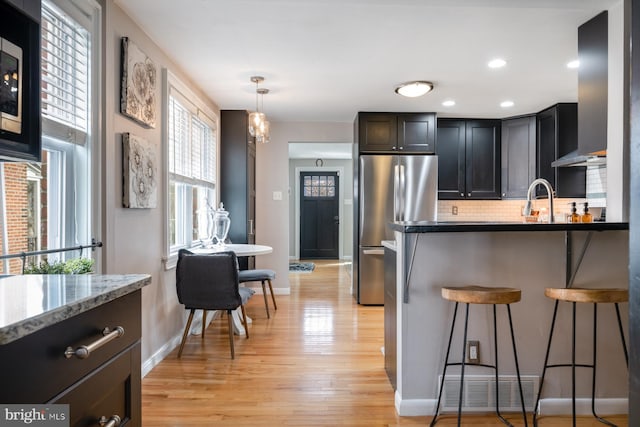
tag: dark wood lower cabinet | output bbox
[50,344,141,427]
[384,246,397,390]
[0,290,142,426]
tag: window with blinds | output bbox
[41,0,90,144]
[168,95,216,188]
[166,83,217,256]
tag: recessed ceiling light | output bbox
[500,100,514,108]
[442,100,456,107]
[488,58,507,68]
[567,60,580,69]
[394,81,434,97]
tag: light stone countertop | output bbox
[0,274,151,345]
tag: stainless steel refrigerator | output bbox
[353,154,438,304]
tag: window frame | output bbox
[40,0,102,270]
[162,70,219,270]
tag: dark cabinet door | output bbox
[536,104,585,198]
[437,119,500,199]
[221,110,256,269]
[384,247,397,390]
[357,112,436,153]
[501,116,536,199]
[465,120,501,199]
[358,113,398,152]
[397,113,436,153]
[437,119,466,200]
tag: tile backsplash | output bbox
[438,198,588,223]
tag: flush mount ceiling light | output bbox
[500,100,515,108]
[488,58,507,68]
[394,81,434,98]
[248,76,270,143]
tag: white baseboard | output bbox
[395,392,437,416]
[538,398,628,416]
[142,333,182,378]
[393,395,629,417]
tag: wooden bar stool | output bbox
[533,288,628,427]
[431,286,528,427]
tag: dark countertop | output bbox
[389,221,629,233]
[0,274,151,345]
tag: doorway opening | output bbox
[299,171,339,259]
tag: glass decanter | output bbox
[212,203,231,247]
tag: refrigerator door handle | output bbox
[363,248,385,255]
[399,164,405,221]
[393,164,400,221]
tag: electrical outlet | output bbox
[467,340,479,364]
[452,205,458,215]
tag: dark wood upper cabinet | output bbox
[536,103,586,198]
[356,112,436,153]
[437,119,501,200]
[578,10,608,156]
[501,116,536,199]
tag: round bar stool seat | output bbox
[533,287,629,427]
[442,286,522,305]
[431,285,528,427]
[544,287,628,304]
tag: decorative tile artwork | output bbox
[122,133,157,208]
[120,37,157,128]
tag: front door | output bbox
[300,172,339,259]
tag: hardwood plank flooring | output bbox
[142,260,627,426]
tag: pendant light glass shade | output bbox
[248,111,265,137]
[248,76,270,143]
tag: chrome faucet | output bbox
[524,178,555,223]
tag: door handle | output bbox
[363,249,384,255]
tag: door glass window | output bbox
[303,174,336,199]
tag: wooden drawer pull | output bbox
[64,326,125,359]
[99,415,121,427]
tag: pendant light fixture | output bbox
[248,76,270,143]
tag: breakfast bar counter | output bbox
[389,221,629,417]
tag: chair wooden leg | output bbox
[178,309,196,358]
[261,280,271,318]
[201,310,207,338]
[227,310,235,359]
[268,279,277,310]
[241,305,249,338]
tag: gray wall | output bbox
[255,122,352,293]
[288,158,353,259]
[102,1,220,372]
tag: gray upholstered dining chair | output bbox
[175,249,254,359]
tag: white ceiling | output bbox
[115,0,619,123]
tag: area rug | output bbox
[289,262,315,272]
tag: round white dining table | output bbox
[192,243,273,257]
[190,243,273,335]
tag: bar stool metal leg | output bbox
[457,303,470,426]
[430,302,460,427]
[614,303,629,365]
[571,302,577,427]
[507,304,529,427]
[533,300,560,427]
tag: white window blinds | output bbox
[168,94,216,187]
[41,0,90,144]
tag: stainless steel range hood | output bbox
[552,150,606,167]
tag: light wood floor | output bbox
[142,260,628,426]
